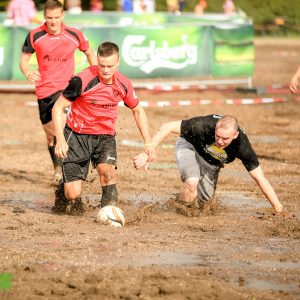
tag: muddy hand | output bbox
[133,152,149,170]
[275,210,295,218]
[144,143,155,162]
[55,141,69,159]
[27,70,41,83]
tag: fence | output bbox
[0,12,254,87]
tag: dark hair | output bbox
[44,0,63,12]
[97,42,119,57]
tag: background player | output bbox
[19,0,97,183]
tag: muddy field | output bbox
[0,38,300,300]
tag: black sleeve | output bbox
[236,132,260,171]
[22,33,35,53]
[62,76,82,102]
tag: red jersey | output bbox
[22,23,89,99]
[62,66,139,135]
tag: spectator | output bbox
[120,0,133,12]
[90,0,103,12]
[66,0,82,14]
[223,0,235,15]
[179,0,186,12]
[133,0,146,14]
[143,0,155,13]
[194,0,207,16]
[166,0,179,13]
[6,0,41,26]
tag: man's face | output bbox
[215,125,239,149]
[44,8,64,35]
[97,53,120,84]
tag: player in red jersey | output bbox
[19,0,97,184]
[51,41,155,215]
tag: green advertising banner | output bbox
[0,26,13,79]
[210,24,254,77]
[0,12,254,81]
[114,25,208,78]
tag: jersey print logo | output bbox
[43,54,67,63]
[205,143,228,163]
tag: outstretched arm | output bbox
[290,66,300,93]
[52,96,71,159]
[151,120,182,149]
[133,120,181,170]
[131,104,155,161]
[248,165,284,215]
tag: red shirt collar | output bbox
[41,22,65,34]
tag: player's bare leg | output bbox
[177,177,199,206]
[96,163,118,207]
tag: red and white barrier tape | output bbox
[119,97,287,107]
[26,97,287,107]
[0,82,296,95]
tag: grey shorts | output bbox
[62,126,117,183]
[175,137,220,203]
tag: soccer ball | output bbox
[96,205,125,228]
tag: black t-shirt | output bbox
[180,114,259,171]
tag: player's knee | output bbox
[64,186,81,202]
[99,165,116,185]
[185,178,199,194]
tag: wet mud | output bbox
[0,38,300,299]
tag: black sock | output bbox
[48,137,61,169]
[101,184,118,207]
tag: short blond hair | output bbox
[44,0,64,12]
[216,115,238,132]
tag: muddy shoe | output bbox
[66,197,85,216]
[53,172,62,185]
[52,180,68,214]
[165,195,201,217]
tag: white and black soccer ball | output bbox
[96,205,125,228]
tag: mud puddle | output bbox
[0,191,53,212]
[239,278,298,292]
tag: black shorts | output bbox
[38,90,62,125]
[62,126,117,183]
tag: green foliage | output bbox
[2,0,297,29]
[102,0,118,11]
[154,0,300,26]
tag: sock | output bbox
[101,184,118,207]
[48,137,61,170]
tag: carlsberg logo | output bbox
[122,35,197,74]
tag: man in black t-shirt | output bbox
[134,114,285,215]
